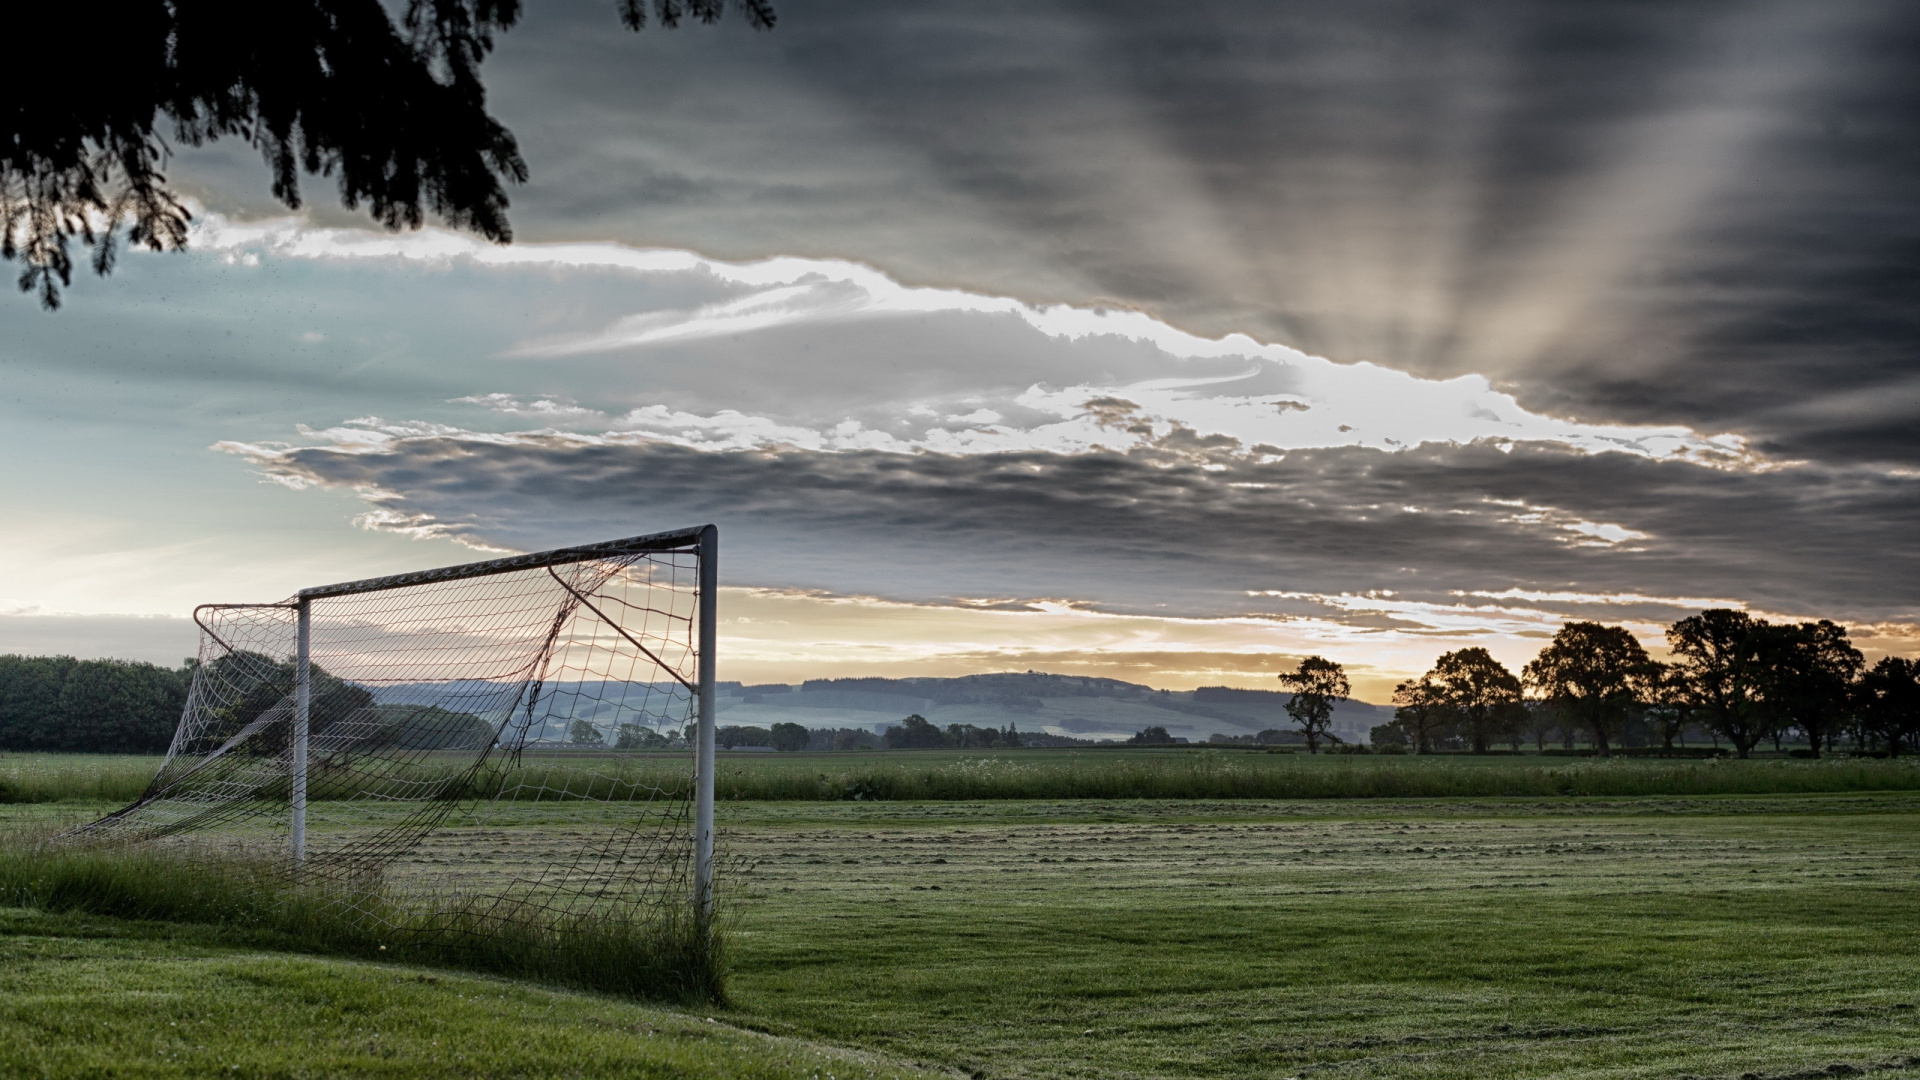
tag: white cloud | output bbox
[190,214,1766,468]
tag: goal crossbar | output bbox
[297,525,710,600]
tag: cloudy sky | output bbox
[3,0,1916,701]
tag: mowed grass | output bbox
[6,780,1920,1077]
[0,907,940,1080]
[10,748,1920,804]
[714,794,1920,1079]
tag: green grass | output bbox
[0,835,724,1003]
[12,748,1920,804]
[701,748,1920,801]
[0,753,160,803]
[0,907,940,1080]
[8,766,1920,1077]
[711,794,1920,1079]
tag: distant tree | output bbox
[768,721,810,752]
[1639,664,1697,755]
[614,722,669,750]
[569,719,604,747]
[1748,620,1863,758]
[1857,656,1920,757]
[3,0,776,309]
[1369,723,1409,752]
[366,704,494,751]
[883,714,951,750]
[716,724,774,749]
[1519,699,1560,753]
[829,728,874,751]
[1422,648,1524,754]
[1128,725,1177,746]
[1523,622,1656,756]
[1665,610,1770,758]
[945,723,1004,748]
[185,651,372,758]
[1391,676,1449,754]
[0,654,189,752]
[1277,656,1349,754]
[1001,724,1025,748]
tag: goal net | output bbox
[68,526,718,979]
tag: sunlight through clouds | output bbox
[192,214,1761,466]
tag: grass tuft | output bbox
[705,751,1920,801]
[0,753,159,803]
[15,750,1920,805]
[0,831,724,1003]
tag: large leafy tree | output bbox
[1664,609,1769,758]
[3,0,774,308]
[1857,656,1920,757]
[1422,647,1524,754]
[1748,620,1862,758]
[1390,676,1449,754]
[1522,622,1655,756]
[1641,663,1699,755]
[1278,655,1349,754]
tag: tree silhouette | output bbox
[768,721,810,752]
[1422,647,1524,754]
[1858,656,1920,756]
[1749,620,1862,758]
[1278,656,1349,754]
[884,714,950,750]
[1664,609,1769,758]
[1390,676,1449,754]
[1522,622,1655,756]
[3,0,775,308]
[1642,663,1699,755]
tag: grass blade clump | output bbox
[0,831,724,1003]
[705,752,1920,802]
[0,754,163,804]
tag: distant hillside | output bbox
[364,672,1389,745]
[717,673,1388,744]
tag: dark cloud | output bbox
[246,434,1920,624]
[168,0,1903,468]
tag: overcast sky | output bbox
[2,0,1915,700]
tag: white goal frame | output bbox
[277,524,719,917]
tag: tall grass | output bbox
[11,750,1920,806]
[0,754,158,803]
[709,752,1920,801]
[0,832,724,1002]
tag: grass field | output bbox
[718,794,1920,1078]
[9,748,1920,804]
[0,906,938,1080]
[6,789,1920,1078]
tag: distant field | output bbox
[9,748,1920,805]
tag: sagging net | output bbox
[69,533,708,961]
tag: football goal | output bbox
[69,525,719,971]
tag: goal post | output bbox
[694,524,718,922]
[74,524,722,955]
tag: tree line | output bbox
[1371,611,1919,759]
[0,655,190,753]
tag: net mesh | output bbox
[70,535,707,955]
